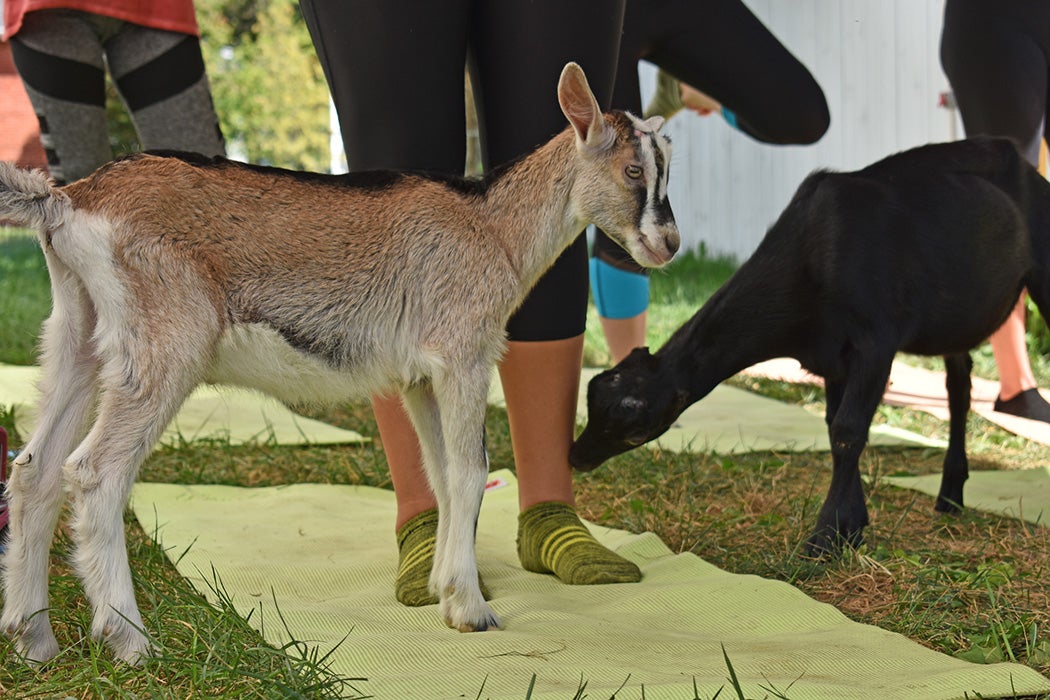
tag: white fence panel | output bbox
[647,0,956,262]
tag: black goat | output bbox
[570,137,1050,555]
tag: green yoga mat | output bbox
[647,384,945,454]
[131,471,1050,700]
[886,467,1049,527]
[0,363,366,447]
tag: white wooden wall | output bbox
[645,0,956,262]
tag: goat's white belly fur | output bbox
[205,323,403,406]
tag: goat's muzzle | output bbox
[568,427,624,472]
[635,221,680,267]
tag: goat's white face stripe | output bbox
[627,114,672,232]
[638,132,659,207]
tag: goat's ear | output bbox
[558,62,613,151]
[642,115,666,133]
[626,346,652,361]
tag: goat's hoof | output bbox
[803,527,863,559]
[934,495,964,514]
[16,638,60,666]
[96,616,151,665]
[444,607,501,633]
[6,622,60,665]
[439,592,501,633]
[106,633,152,666]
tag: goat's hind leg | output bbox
[807,355,893,557]
[2,261,99,664]
[65,347,205,663]
[936,352,971,513]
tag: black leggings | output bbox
[593,0,829,277]
[299,0,625,342]
[941,0,1050,167]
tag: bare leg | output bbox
[373,394,437,530]
[498,337,582,510]
[990,293,1050,422]
[598,311,648,365]
[502,337,641,584]
[991,294,1036,400]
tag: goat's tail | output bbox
[0,161,72,234]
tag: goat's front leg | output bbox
[937,352,971,513]
[404,370,499,632]
[807,356,892,557]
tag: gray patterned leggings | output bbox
[10,9,225,184]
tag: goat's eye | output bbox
[624,164,643,180]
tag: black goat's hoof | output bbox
[934,496,964,514]
[803,528,863,559]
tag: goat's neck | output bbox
[481,129,582,296]
[659,255,809,403]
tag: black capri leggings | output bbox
[593,0,830,275]
[299,0,625,342]
[941,0,1050,167]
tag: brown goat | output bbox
[0,62,678,663]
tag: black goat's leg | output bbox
[937,352,972,513]
[806,355,893,557]
[824,377,845,430]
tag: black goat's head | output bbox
[570,347,689,471]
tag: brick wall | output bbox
[0,40,48,171]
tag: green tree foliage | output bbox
[105,76,140,157]
[195,0,330,170]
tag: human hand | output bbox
[680,83,721,116]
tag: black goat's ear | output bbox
[624,347,660,371]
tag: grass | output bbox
[1,226,1048,698]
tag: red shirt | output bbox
[4,0,200,40]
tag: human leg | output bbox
[990,296,1050,421]
[104,27,225,157]
[590,246,650,363]
[8,9,112,184]
[643,0,829,145]
[590,0,833,362]
[472,0,639,583]
[589,5,654,361]
[300,0,473,604]
[941,0,1050,419]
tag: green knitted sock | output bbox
[395,508,490,607]
[643,69,685,120]
[517,501,642,585]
